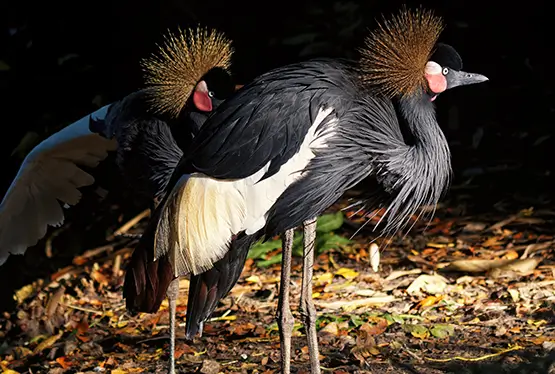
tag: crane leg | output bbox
[277,229,295,374]
[166,277,179,374]
[300,218,321,374]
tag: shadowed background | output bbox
[0,0,552,309]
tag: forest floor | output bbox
[1,191,555,374]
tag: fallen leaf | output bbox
[482,237,503,247]
[463,222,487,232]
[315,296,395,311]
[430,324,454,339]
[313,272,333,286]
[14,284,35,305]
[426,242,452,249]
[245,275,261,284]
[406,274,448,296]
[495,325,508,337]
[91,270,110,286]
[503,250,519,260]
[384,269,422,281]
[1,364,20,374]
[319,322,339,336]
[228,322,256,336]
[200,359,220,374]
[497,258,542,273]
[418,295,444,308]
[444,259,516,273]
[403,324,429,339]
[335,267,359,280]
[55,357,72,369]
[508,288,520,302]
[363,317,388,335]
[351,323,380,363]
[33,331,63,354]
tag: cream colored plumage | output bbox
[0,105,116,266]
[153,107,337,277]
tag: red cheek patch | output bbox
[193,91,213,112]
[425,74,447,94]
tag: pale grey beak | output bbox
[448,70,489,89]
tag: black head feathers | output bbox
[430,43,463,71]
[201,67,235,100]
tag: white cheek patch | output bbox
[195,80,208,93]
[425,61,442,75]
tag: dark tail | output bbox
[185,231,261,339]
[123,209,176,314]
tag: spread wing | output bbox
[0,105,116,265]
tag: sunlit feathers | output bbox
[141,27,234,117]
[359,7,444,97]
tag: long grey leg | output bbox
[300,218,321,374]
[277,229,295,374]
[166,278,180,374]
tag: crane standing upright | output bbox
[130,7,489,374]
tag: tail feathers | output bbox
[154,174,247,277]
[185,231,261,339]
[123,221,175,313]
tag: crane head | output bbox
[141,26,234,118]
[358,7,488,100]
[192,67,235,112]
[424,43,488,101]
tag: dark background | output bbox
[0,0,552,308]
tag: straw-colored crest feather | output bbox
[141,27,234,117]
[359,7,444,97]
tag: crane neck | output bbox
[397,93,448,153]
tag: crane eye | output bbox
[442,67,449,75]
[208,91,215,98]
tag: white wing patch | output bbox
[156,106,337,276]
[0,105,116,266]
[155,173,249,276]
[243,106,337,234]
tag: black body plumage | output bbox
[89,91,185,205]
[112,69,241,316]
[174,58,450,237]
[154,58,452,336]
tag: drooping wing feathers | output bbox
[264,94,404,237]
[89,91,184,203]
[0,105,115,265]
[185,231,262,339]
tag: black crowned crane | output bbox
[128,8,488,374]
[0,27,235,267]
